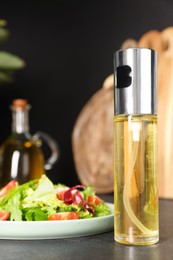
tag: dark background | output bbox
[0,0,172,186]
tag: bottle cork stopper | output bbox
[12,99,28,110]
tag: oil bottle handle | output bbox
[32,131,60,170]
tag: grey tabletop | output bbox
[0,195,172,260]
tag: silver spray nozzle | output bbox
[113,48,157,115]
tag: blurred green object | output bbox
[0,19,25,84]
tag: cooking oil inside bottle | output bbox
[114,114,159,245]
[0,134,45,186]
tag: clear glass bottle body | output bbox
[114,114,159,245]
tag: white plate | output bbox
[0,203,114,240]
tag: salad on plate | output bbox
[0,175,111,221]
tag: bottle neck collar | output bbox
[11,106,30,134]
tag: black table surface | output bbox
[0,195,172,260]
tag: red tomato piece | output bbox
[0,180,18,198]
[48,212,79,221]
[0,210,10,220]
[56,187,69,201]
[87,195,102,205]
[70,212,79,219]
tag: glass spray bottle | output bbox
[113,48,159,245]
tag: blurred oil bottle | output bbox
[0,99,59,186]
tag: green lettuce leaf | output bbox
[24,207,48,221]
[81,185,95,200]
[22,175,57,208]
[94,203,111,217]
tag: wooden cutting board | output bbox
[138,27,173,198]
[72,85,114,193]
[72,27,173,198]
